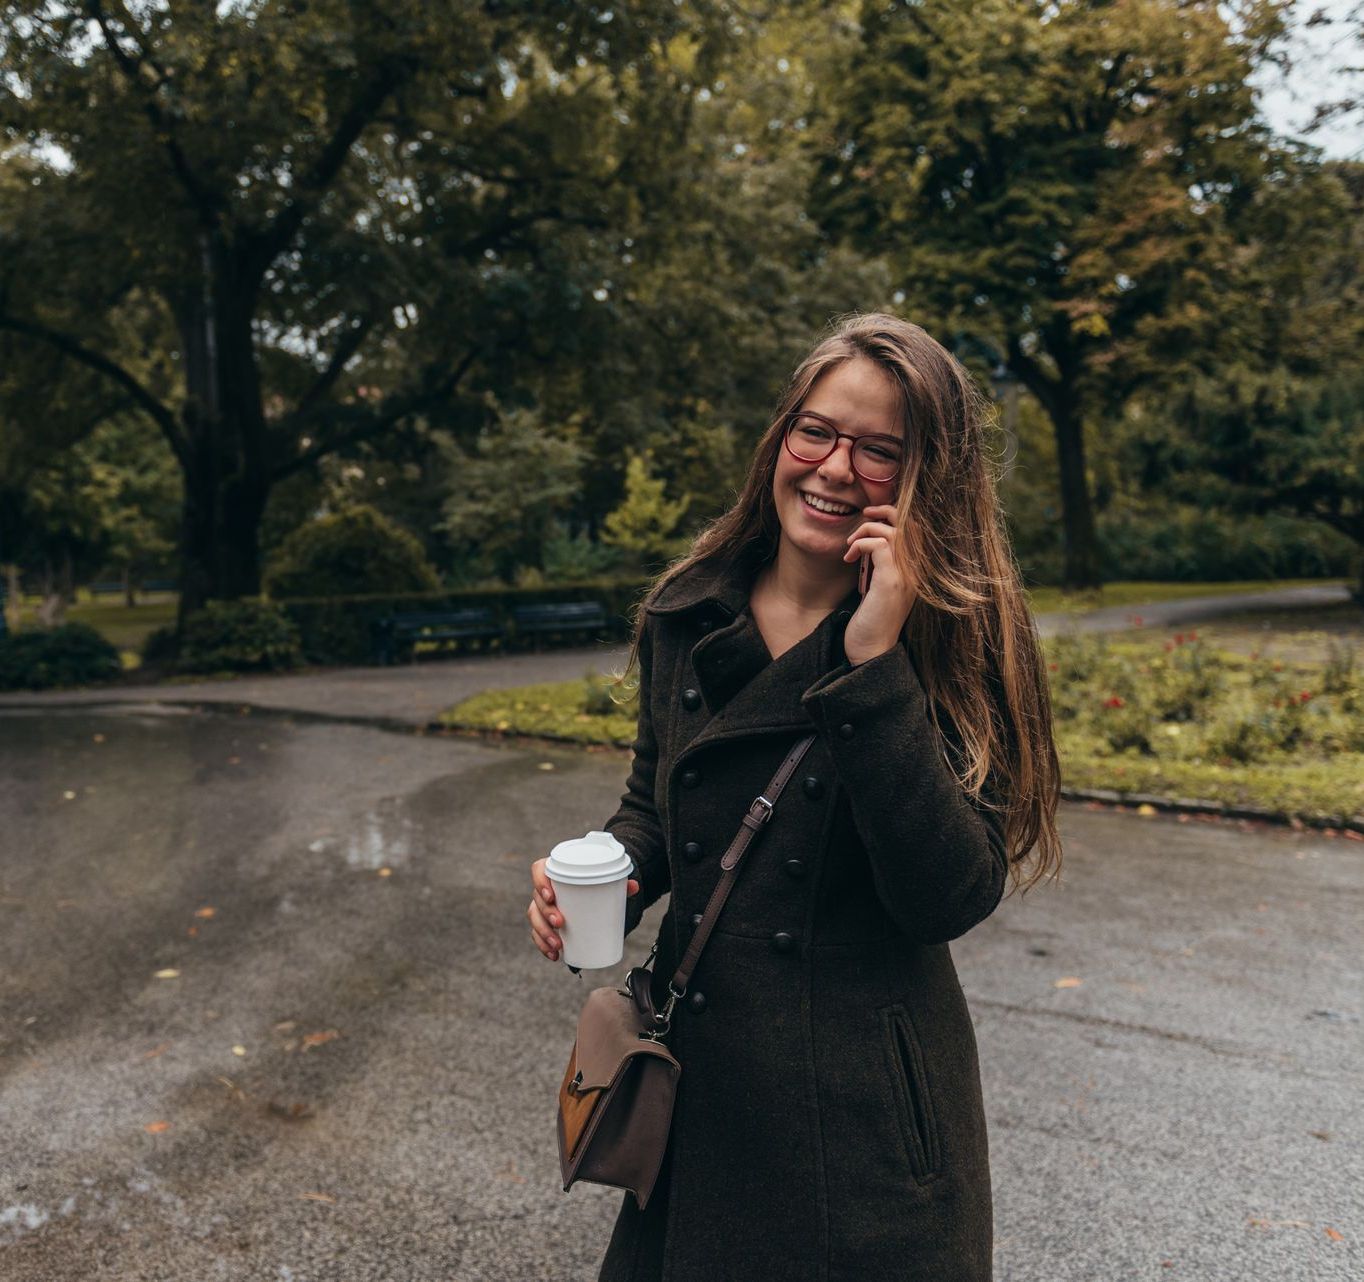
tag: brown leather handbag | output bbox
[557,734,817,1210]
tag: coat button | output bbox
[801,775,824,799]
[683,841,704,863]
[771,931,796,954]
[837,722,855,739]
[783,858,806,880]
[681,768,701,789]
[687,991,708,1013]
[690,912,704,930]
[681,688,701,711]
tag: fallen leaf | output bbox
[153,969,180,980]
[93,734,106,744]
[194,906,217,920]
[300,1029,340,1051]
[232,1045,246,1057]
[144,1120,171,1134]
[1054,977,1083,989]
[186,926,199,938]
[1308,1130,1331,1141]
[269,1099,315,1121]
[273,1020,297,1033]
[1325,1227,1344,1242]
[1247,1217,1311,1229]
[298,1192,336,1204]
[538,762,555,771]
[227,756,241,765]
[142,1042,172,1060]
[377,867,393,878]
[1136,803,1157,817]
[62,790,77,801]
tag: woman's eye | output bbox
[866,445,900,462]
[799,425,832,441]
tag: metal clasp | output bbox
[747,795,774,825]
[641,980,686,1042]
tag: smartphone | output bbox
[858,553,872,596]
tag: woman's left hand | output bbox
[842,504,917,665]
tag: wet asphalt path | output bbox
[0,705,1359,1280]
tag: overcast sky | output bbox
[1256,0,1363,159]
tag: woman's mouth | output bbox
[798,489,859,521]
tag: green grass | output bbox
[1025,578,1347,616]
[443,633,1364,826]
[10,597,177,668]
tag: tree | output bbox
[0,0,739,626]
[601,450,693,571]
[810,0,1289,587]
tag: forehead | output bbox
[801,357,903,438]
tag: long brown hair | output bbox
[618,312,1061,893]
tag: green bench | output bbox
[372,608,502,664]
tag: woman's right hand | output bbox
[528,856,640,962]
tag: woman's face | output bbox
[771,356,903,565]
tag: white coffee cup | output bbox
[544,830,633,969]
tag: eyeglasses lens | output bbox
[785,415,901,482]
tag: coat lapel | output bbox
[648,546,862,754]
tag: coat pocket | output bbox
[877,1003,942,1184]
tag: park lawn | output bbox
[12,597,176,662]
[442,636,1364,827]
[1024,577,1347,616]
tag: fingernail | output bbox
[541,888,552,901]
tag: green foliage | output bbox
[542,522,625,583]
[600,451,692,570]
[177,601,302,675]
[0,622,122,690]
[264,505,439,664]
[437,409,588,583]
[265,506,439,600]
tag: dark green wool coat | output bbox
[597,545,1007,1282]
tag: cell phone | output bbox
[858,553,872,596]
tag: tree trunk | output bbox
[122,565,135,608]
[1049,396,1103,590]
[171,247,272,632]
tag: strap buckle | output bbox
[746,795,774,826]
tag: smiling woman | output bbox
[529,312,1062,1282]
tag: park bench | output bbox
[139,579,179,594]
[371,607,502,664]
[510,600,610,649]
[89,581,125,597]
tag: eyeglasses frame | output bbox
[781,410,904,484]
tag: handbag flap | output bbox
[573,985,676,1092]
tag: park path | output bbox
[0,583,1351,730]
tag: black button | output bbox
[690,912,704,929]
[681,768,701,789]
[771,931,796,954]
[837,722,855,739]
[683,841,704,863]
[681,688,701,711]
[835,610,853,623]
[783,858,806,880]
[687,991,708,1013]
[801,775,824,800]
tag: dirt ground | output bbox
[1129,600,1364,665]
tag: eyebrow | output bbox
[797,408,903,440]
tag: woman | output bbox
[528,313,1061,1281]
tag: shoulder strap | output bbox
[667,734,816,995]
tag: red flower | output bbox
[1048,663,1058,672]
[1104,696,1125,709]
[1300,691,1312,703]
[1174,633,1184,645]
[1189,630,1198,641]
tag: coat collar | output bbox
[646,543,865,744]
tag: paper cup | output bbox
[544,830,632,969]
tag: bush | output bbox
[177,600,302,674]
[140,623,181,668]
[264,506,440,662]
[0,622,122,690]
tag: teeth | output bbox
[801,491,855,515]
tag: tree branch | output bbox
[85,1,224,227]
[289,315,379,423]
[270,345,481,482]
[0,315,188,468]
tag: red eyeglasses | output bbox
[782,411,904,484]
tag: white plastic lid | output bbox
[544,830,633,885]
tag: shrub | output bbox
[264,506,440,662]
[0,622,122,690]
[140,623,181,668]
[177,600,302,674]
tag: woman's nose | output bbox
[818,439,857,485]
